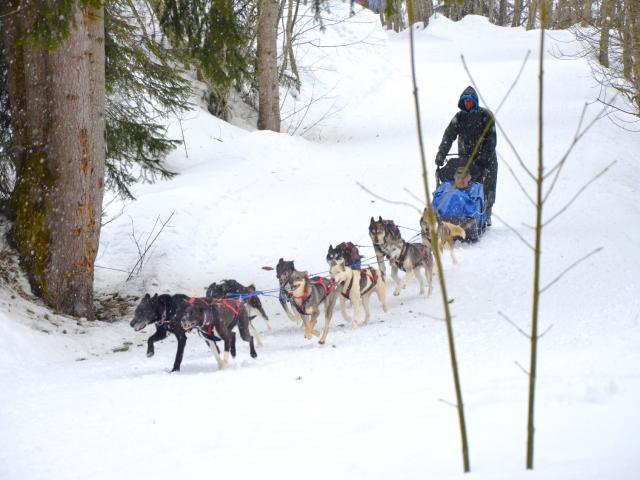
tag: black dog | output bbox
[276,258,301,323]
[206,279,270,328]
[130,293,189,372]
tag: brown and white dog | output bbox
[420,213,466,264]
[285,270,339,344]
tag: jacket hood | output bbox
[458,86,479,112]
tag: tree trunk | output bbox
[488,0,496,23]
[412,0,433,26]
[581,0,593,26]
[622,0,636,81]
[257,0,281,132]
[6,3,105,318]
[527,0,539,30]
[498,0,507,26]
[513,0,524,26]
[543,0,553,28]
[554,0,570,28]
[474,0,483,16]
[599,0,611,67]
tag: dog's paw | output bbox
[170,367,180,373]
[393,289,401,296]
[318,339,325,345]
[146,350,154,358]
[251,350,258,359]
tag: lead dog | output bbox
[285,270,339,344]
[130,293,189,372]
[181,297,257,371]
[329,252,388,327]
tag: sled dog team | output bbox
[130,214,467,372]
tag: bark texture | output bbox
[3,3,106,318]
[256,0,281,132]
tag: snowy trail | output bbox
[2,8,639,480]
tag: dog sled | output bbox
[434,156,487,242]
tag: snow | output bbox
[1,5,639,480]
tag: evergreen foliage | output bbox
[105,0,192,199]
[158,0,256,119]
[0,1,192,202]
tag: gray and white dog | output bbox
[382,236,434,297]
[285,270,339,344]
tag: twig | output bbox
[538,324,554,339]
[403,187,424,205]
[126,211,175,281]
[356,182,422,213]
[415,311,446,322]
[543,161,616,227]
[540,247,603,294]
[514,361,530,376]
[461,54,536,181]
[542,101,608,202]
[500,153,536,206]
[95,265,130,274]
[438,398,458,409]
[499,311,530,339]
[492,213,535,251]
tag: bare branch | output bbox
[538,324,554,339]
[515,361,530,376]
[542,101,609,202]
[438,398,458,409]
[356,182,422,213]
[496,50,531,112]
[540,247,603,294]
[492,213,535,251]
[126,212,176,282]
[500,153,536,206]
[403,187,424,205]
[415,311,446,322]
[543,161,616,227]
[499,311,531,339]
[461,54,535,181]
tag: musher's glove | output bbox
[435,154,445,167]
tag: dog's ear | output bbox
[152,293,158,299]
[328,244,333,252]
[369,216,374,225]
[144,293,151,299]
[378,215,383,221]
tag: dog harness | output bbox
[342,268,378,299]
[157,295,180,328]
[293,277,335,315]
[390,242,410,271]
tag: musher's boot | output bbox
[486,207,492,227]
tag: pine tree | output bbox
[104,0,192,199]
[158,0,256,120]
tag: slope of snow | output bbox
[1,5,639,480]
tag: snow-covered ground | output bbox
[1,5,639,479]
